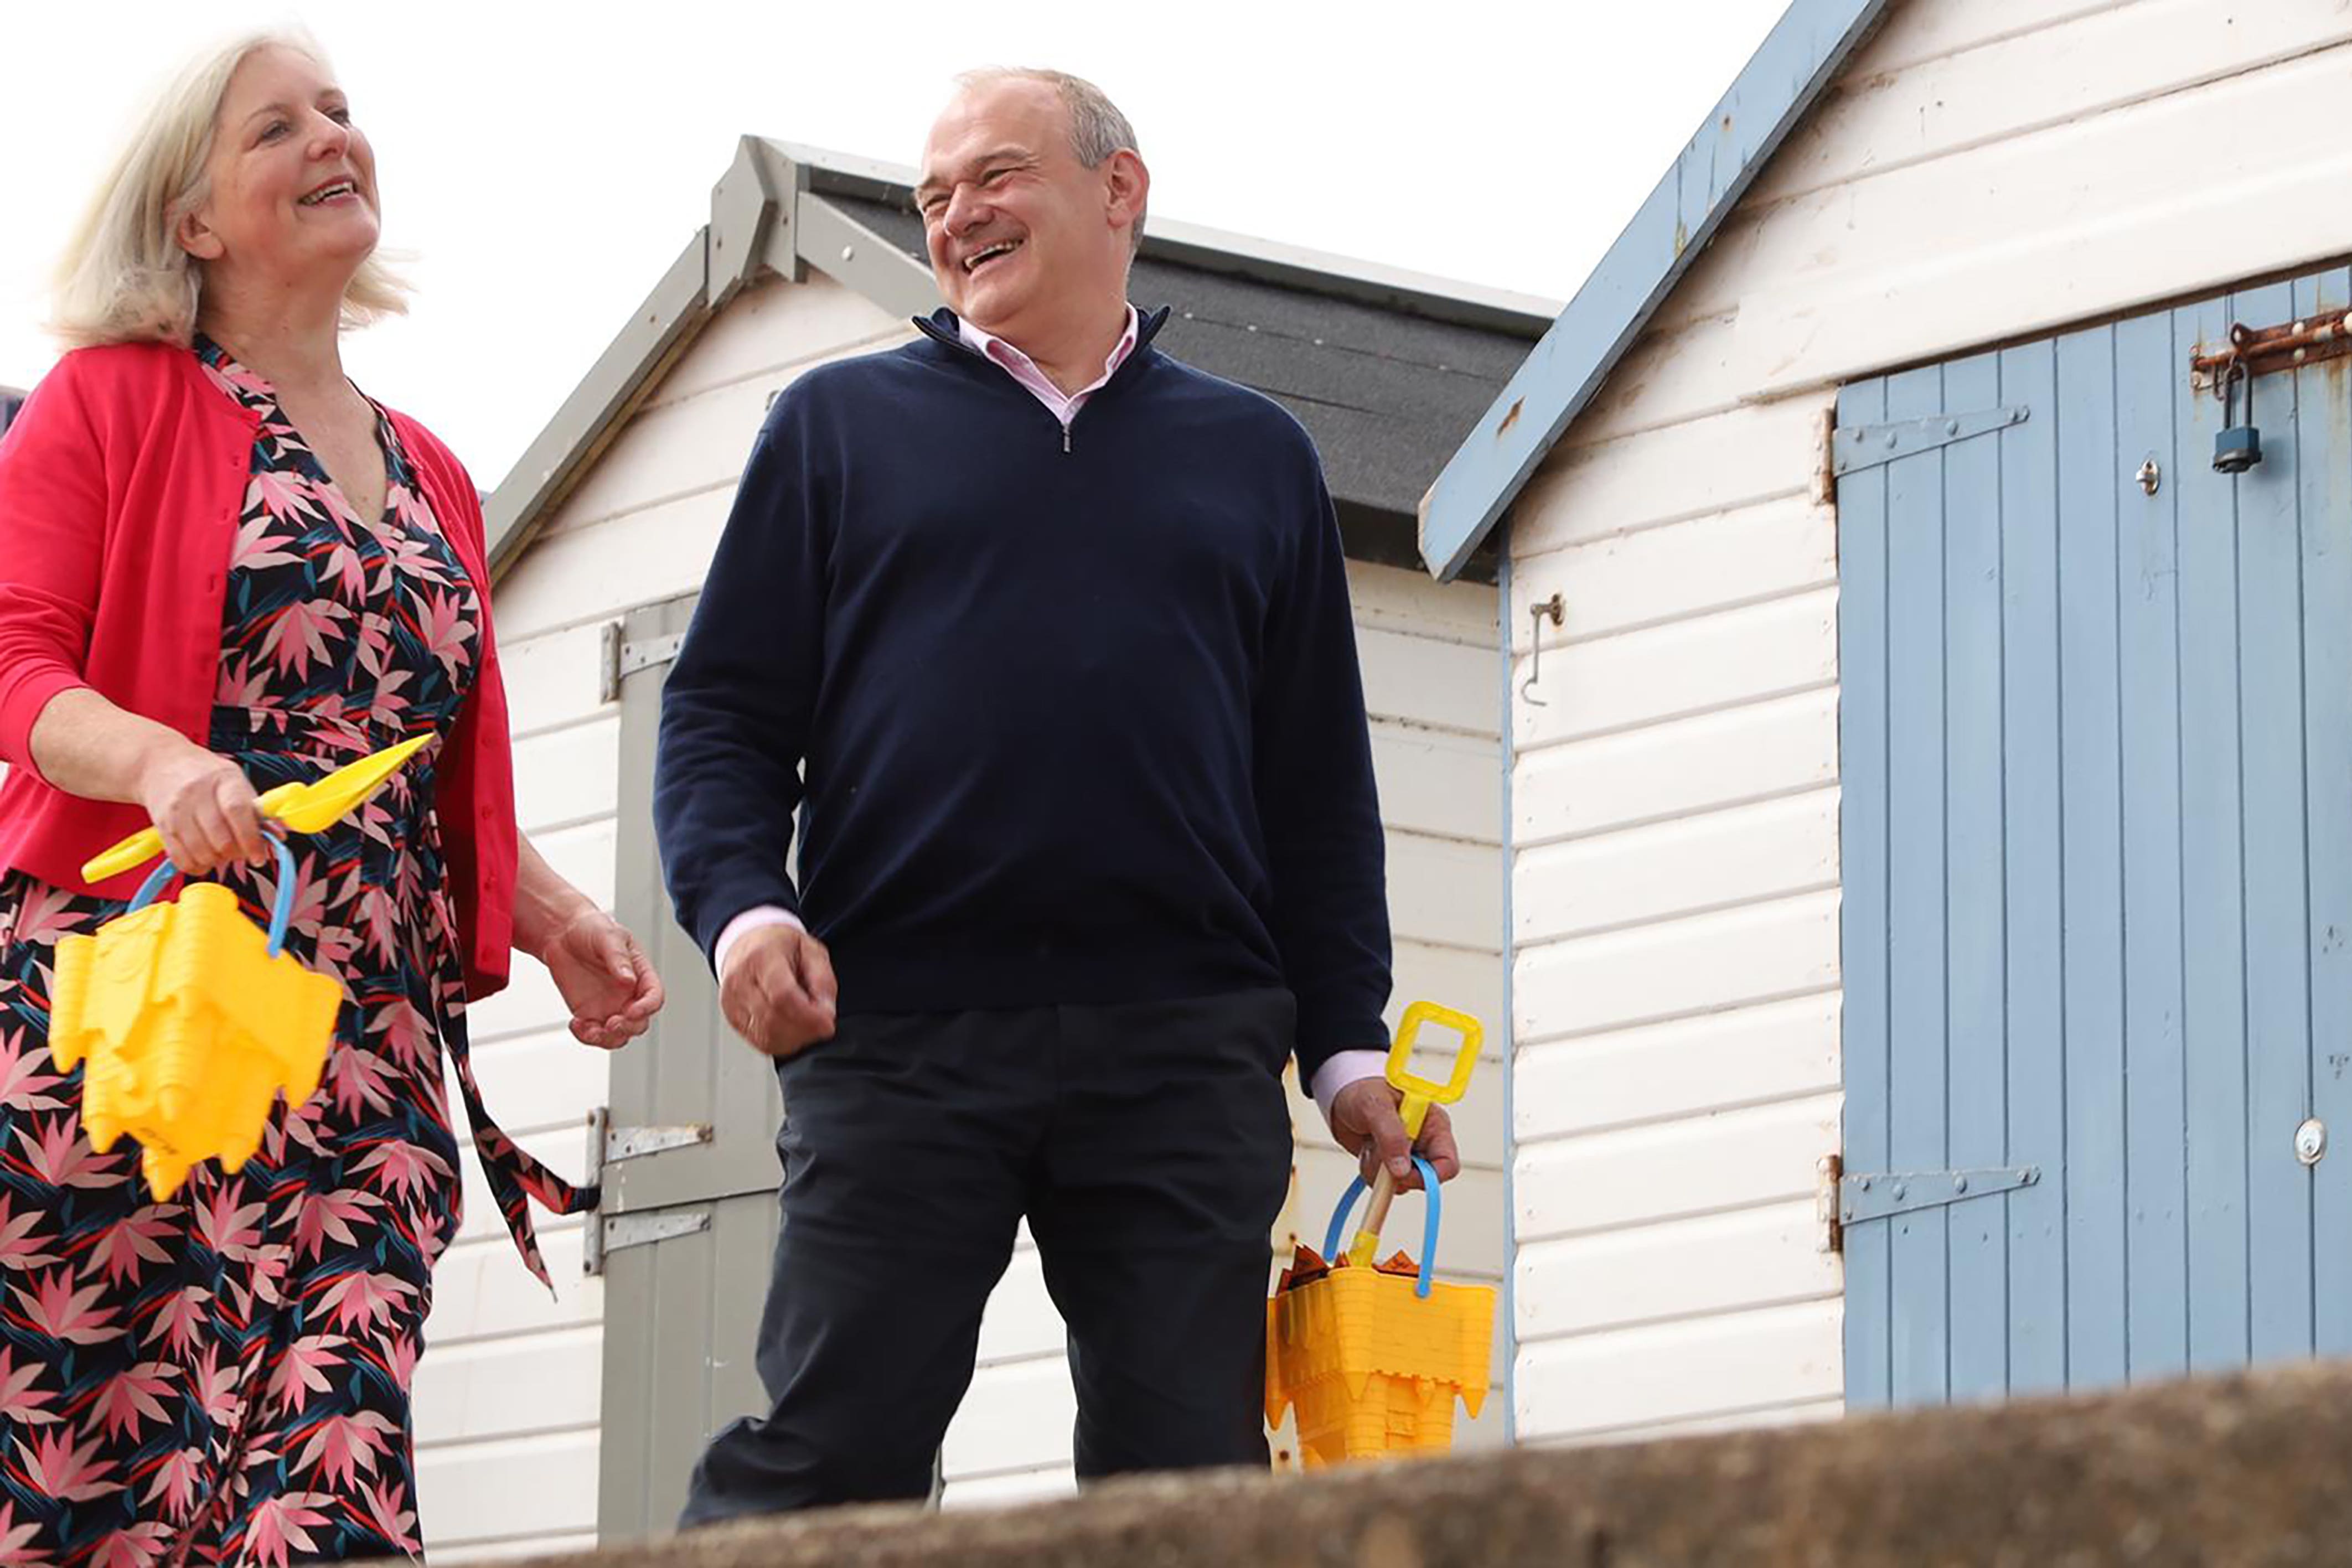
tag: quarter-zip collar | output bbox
[914,304,1171,400]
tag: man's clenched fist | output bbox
[720,923,839,1058]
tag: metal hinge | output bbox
[1832,405,2031,476]
[598,624,686,703]
[1820,1155,2039,1252]
[581,1108,716,1275]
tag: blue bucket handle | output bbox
[126,834,301,958]
[1320,1156,1444,1299]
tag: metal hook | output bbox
[1520,593,1564,707]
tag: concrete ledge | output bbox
[489,1363,2352,1566]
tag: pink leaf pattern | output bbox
[0,333,590,1558]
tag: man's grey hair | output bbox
[955,67,1146,253]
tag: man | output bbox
[654,68,1459,1522]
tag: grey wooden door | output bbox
[594,592,784,1539]
[1838,263,2352,1407]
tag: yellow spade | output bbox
[52,735,433,1198]
[80,732,435,884]
[1265,1002,1497,1467]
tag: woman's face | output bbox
[179,45,380,295]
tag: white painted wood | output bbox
[459,1028,611,1146]
[413,1326,602,1445]
[493,620,615,741]
[1510,395,1827,557]
[1513,687,1837,848]
[644,272,910,410]
[1357,625,1499,737]
[1511,589,1839,753]
[1346,560,1500,646]
[1514,1093,1839,1246]
[1744,0,2352,211]
[1372,725,1503,843]
[1512,889,1840,1046]
[944,1358,1079,1479]
[423,1228,597,1348]
[1513,787,1838,946]
[1724,44,2352,400]
[495,487,733,643]
[416,1429,598,1546]
[512,720,619,834]
[1541,1396,1845,1450]
[940,1467,1080,1510]
[1513,1299,1843,1442]
[1508,498,1836,640]
[1388,830,1502,952]
[1516,1198,1837,1344]
[1516,991,1842,1144]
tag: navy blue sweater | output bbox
[653,308,1392,1075]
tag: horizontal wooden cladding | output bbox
[642,272,911,412]
[1515,1092,1839,1246]
[1514,1297,1843,1442]
[431,1535,601,1565]
[1508,496,1837,650]
[544,330,917,541]
[1515,889,1841,1044]
[1517,991,1841,1145]
[496,486,732,645]
[1528,1394,1846,1451]
[1358,627,1497,739]
[1511,395,1829,555]
[512,722,619,834]
[498,621,616,742]
[415,1427,597,1548]
[1511,588,1839,755]
[944,1357,1077,1479]
[1722,42,2352,401]
[940,1467,1081,1510]
[1514,786,1838,947]
[1742,0,2352,212]
[1516,1198,1839,1342]
[413,1326,602,1446]
[1387,831,1501,952]
[423,1228,597,1348]
[1372,725,1500,843]
[1346,562,1498,647]
[1514,686,1837,848]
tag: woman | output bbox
[0,30,663,1563]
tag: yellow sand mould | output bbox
[49,737,432,1199]
[1266,1002,1497,1467]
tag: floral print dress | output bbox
[0,339,588,1566]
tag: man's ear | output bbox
[1104,149,1149,240]
[177,203,225,263]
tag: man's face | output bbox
[916,79,1131,338]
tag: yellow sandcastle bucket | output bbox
[1265,1002,1497,1467]
[48,736,431,1199]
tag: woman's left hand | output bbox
[544,909,665,1049]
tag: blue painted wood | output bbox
[2172,292,2253,1374]
[1417,0,1896,579]
[2298,267,2352,1358]
[1998,337,2067,1396]
[2054,323,2129,1393]
[2235,277,2318,1366]
[2113,307,2191,1381]
[1844,265,2352,1410]
[1941,351,2010,1402]
[1884,363,1952,1406]
[1838,372,1895,1410]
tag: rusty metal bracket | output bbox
[2192,309,2352,392]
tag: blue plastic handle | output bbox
[125,835,301,958]
[1320,1156,1444,1299]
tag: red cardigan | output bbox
[0,342,518,1000]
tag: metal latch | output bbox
[582,1108,716,1275]
[1821,1155,2038,1252]
[1832,405,2031,477]
[598,624,686,702]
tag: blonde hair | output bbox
[50,28,407,348]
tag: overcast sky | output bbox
[2,0,1787,487]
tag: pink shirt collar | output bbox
[958,306,1140,428]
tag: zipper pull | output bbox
[1062,425,1073,455]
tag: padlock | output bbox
[2214,359,2262,475]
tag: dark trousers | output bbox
[678,989,1298,1524]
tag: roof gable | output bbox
[1414,0,1894,579]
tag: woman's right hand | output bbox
[135,741,269,875]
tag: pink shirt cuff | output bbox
[1311,1049,1391,1127]
[714,905,807,981]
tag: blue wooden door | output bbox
[1839,263,2352,1407]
